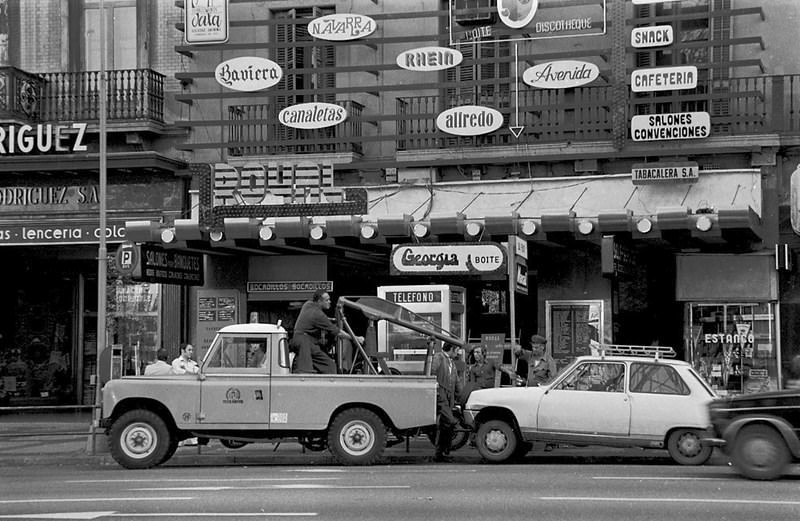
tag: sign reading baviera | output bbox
[215,57,282,91]
[390,242,507,277]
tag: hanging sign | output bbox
[390,242,507,276]
[523,60,599,89]
[278,103,348,129]
[184,0,229,44]
[631,111,710,141]
[436,106,503,136]
[215,57,282,91]
[631,25,673,48]
[307,13,376,41]
[631,65,697,92]
[396,46,463,71]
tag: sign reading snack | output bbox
[631,25,673,48]
[390,243,507,276]
[396,46,463,71]
[631,162,699,184]
[436,106,503,136]
[631,65,697,92]
[215,57,282,91]
[307,13,376,41]
[523,60,599,89]
[278,102,347,129]
[631,111,710,141]
[184,0,229,44]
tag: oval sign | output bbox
[436,106,503,136]
[278,102,348,130]
[396,46,463,72]
[497,0,539,29]
[391,243,506,275]
[307,13,376,41]
[523,60,599,89]
[215,56,282,92]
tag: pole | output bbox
[508,236,517,379]
[91,0,108,455]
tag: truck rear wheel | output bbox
[109,409,172,469]
[327,408,386,465]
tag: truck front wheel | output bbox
[327,408,386,465]
[109,409,172,469]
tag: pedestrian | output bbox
[514,334,557,386]
[786,354,800,390]
[290,290,364,374]
[431,342,462,462]
[171,343,199,375]
[144,348,172,376]
[461,345,500,405]
[453,346,467,388]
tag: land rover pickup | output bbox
[101,296,463,469]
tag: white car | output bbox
[463,347,717,465]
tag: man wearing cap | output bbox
[514,334,557,386]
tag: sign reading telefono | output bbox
[631,111,710,141]
[184,0,229,44]
[390,242,507,277]
[631,162,700,184]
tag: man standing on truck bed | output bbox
[291,290,364,374]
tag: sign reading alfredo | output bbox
[390,242,507,278]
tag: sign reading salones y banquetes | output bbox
[390,243,507,277]
[631,111,710,142]
[215,57,282,91]
[184,0,229,44]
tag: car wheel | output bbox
[220,439,249,449]
[476,419,517,463]
[109,409,172,469]
[732,424,790,480]
[667,428,713,465]
[327,408,386,465]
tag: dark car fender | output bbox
[722,415,800,458]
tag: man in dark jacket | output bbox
[431,342,462,462]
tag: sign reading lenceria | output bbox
[390,242,507,277]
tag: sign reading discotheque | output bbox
[215,57,282,91]
[631,111,710,142]
[390,243,507,277]
[184,0,229,44]
[307,13,376,41]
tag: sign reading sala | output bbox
[523,60,599,89]
[436,106,503,136]
[184,0,229,44]
[631,111,710,142]
[307,13,376,41]
[390,243,507,276]
[215,57,282,91]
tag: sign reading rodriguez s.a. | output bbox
[390,242,507,277]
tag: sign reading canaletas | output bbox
[390,243,507,277]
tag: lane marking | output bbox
[0,498,193,506]
[593,476,726,481]
[0,513,115,520]
[132,485,410,491]
[66,478,338,484]
[0,513,316,520]
[540,497,800,506]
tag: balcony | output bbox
[226,100,364,157]
[0,67,165,125]
[395,75,800,151]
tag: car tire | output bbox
[475,419,518,463]
[732,424,790,480]
[109,409,172,469]
[667,428,713,465]
[220,439,249,449]
[327,408,386,465]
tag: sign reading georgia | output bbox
[390,243,507,276]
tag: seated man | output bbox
[247,343,267,368]
[172,343,200,374]
[144,349,172,376]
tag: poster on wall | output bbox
[195,289,239,360]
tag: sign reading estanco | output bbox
[631,111,710,142]
[436,106,503,136]
[390,243,507,276]
[631,162,700,184]
[184,0,229,44]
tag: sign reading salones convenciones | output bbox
[631,162,700,184]
[390,243,507,276]
[278,102,347,129]
[307,13,376,41]
[396,46,463,71]
[214,57,282,91]
[184,0,229,44]
[523,60,599,89]
[436,106,503,136]
[631,65,697,92]
[631,111,710,142]
[0,123,87,155]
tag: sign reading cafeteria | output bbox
[631,111,710,141]
[215,57,282,91]
[184,0,229,44]
[396,46,463,71]
[631,65,697,92]
[278,102,347,129]
[390,243,507,276]
[631,162,699,184]
[307,13,376,41]
[523,60,599,89]
[436,106,503,136]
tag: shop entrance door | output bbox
[686,303,779,395]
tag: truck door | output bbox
[199,334,271,425]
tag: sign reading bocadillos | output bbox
[390,242,507,277]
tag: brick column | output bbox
[610,0,627,150]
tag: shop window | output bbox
[108,282,161,377]
[630,363,690,395]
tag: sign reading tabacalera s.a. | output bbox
[390,242,507,277]
[631,162,700,185]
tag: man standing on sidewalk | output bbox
[431,342,462,462]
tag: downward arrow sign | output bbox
[510,43,524,139]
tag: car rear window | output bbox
[630,363,690,395]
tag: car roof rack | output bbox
[592,344,676,360]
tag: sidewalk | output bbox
[0,409,731,467]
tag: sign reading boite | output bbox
[631,111,710,141]
[215,57,282,91]
[278,102,347,129]
[436,106,503,136]
[184,0,229,44]
[116,243,204,286]
[631,162,700,184]
[631,65,697,92]
[390,242,507,276]
[631,25,673,48]
[247,281,333,293]
[396,46,463,71]
[523,60,599,89]
[307,13,376,41]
